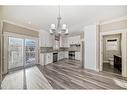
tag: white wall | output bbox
[39,29,53,47]
[84,24,97,71]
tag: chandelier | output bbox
[49,6,69,35]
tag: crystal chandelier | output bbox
[49,6,69,35]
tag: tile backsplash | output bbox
[40,47,53,53]
[40,45,80,53]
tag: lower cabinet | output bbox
[75,52,81,60]
[40,51,69,66]
[40,53,53,66]
[58,51,65,60]
[40,54,44,65]
[45,53,53,65]
[65,51,68,58]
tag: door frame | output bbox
[4,32,39,73]
[100,29,127,77]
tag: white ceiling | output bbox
[1,6,127,35]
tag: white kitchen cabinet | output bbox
[40,54,44,65]
[58,51,65,60]
[65,51,68,58]
[68,36,81,47]
[40,53,53,66]
[58,52,61,60]
[58,52,62,60]
[75,52,81,60]
[46,53,53,65]
[60,36,69,47]
[61,51,65,59]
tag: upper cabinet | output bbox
[60,35,81,48]
[60,36,69,47]
[68,36,81,46]
[39,30,81,48]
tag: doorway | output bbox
[102,34,122,75]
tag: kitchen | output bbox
[39,29,82,66]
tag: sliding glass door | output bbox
[8,37,24,69]
[25,39,36,66]
[8,37,38,70]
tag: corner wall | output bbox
[84,24,98,71]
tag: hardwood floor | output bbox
[103,62,121,74]
[1,67,52,89]
[1,59,127,89]
[38,59,127,89]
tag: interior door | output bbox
[8,37,24,69]
[24,39,37,66]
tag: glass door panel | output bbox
[8,37,24,69]
[25,39,36,66]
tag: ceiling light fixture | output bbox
[49,5,69,35]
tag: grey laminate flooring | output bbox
[1,59,127,89]
[38,59,127,89]
[103,62,121,74]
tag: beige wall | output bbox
[100,19,127,32]
[103,34,121,62]
[3,22,39,37]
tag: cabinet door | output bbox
[45,53,52,65]
[60,52,62,60]
[75,52,78,60]
[47,53,53,63]
[75,52,81,60]
[65,51,68,58]
[62,52,65,59]
[64,37,69,47]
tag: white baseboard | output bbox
[85,67,99,72]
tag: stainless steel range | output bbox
[69,51,75,60]
[53,53,58,62]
